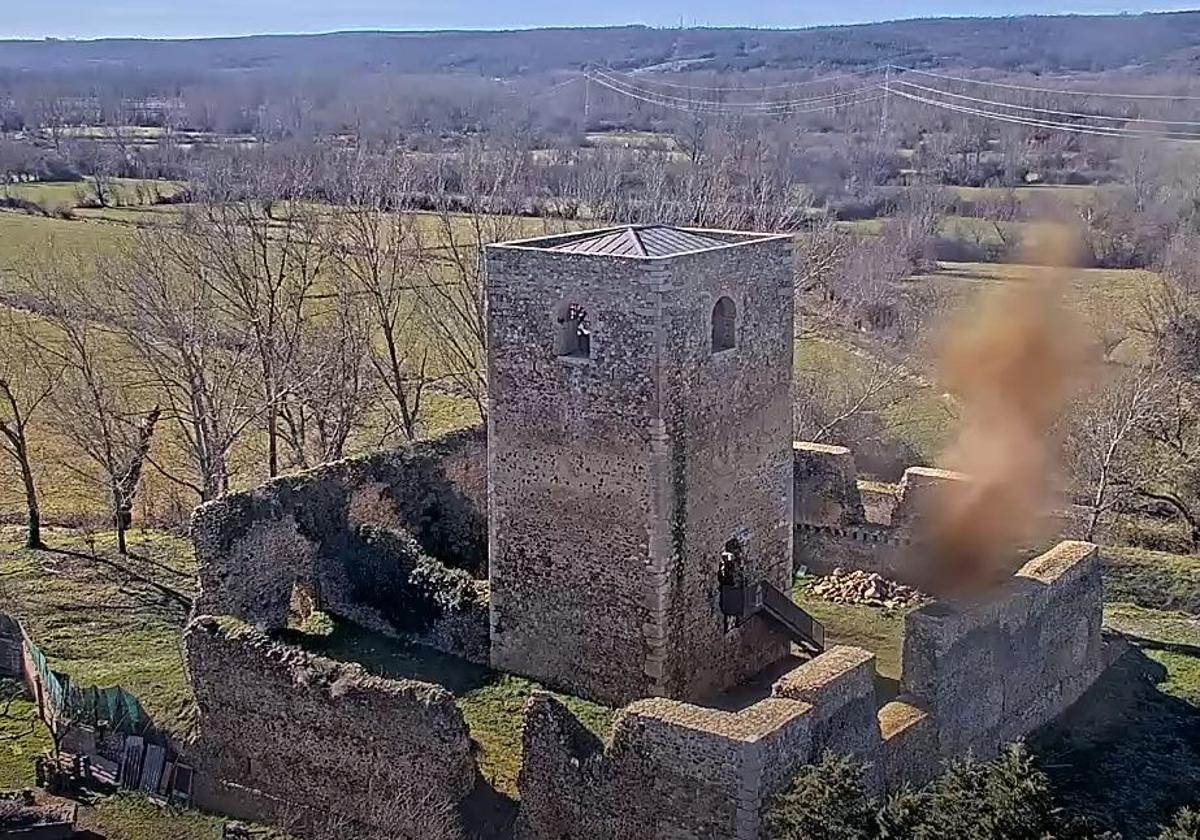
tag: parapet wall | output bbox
[192,428,488,641]
[184,615,477,836]
[519,541,1107,837]
[901,540,1105,760]
[518,645,881,840]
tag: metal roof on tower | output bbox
[544,225,732,258]
[486,224,790,260]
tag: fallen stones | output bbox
[809,568,929,609]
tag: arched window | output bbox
[555,303,591,358]
[712,296,736,353]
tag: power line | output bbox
[886,85,1200,142]
[523,76,584,100]
[890,78,1200,126]
[591,70,883,112]
[895,66,1200,102]
[589,73,885,116]
[611,63,890,93]
[592,70,878,109]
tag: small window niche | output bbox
[555,302,592,359]
[712,296,737,353]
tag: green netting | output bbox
[20,620,148,735]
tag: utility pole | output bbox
[584,74,592,126]
[880,65,891,139]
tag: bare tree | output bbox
[794,348,914,447]
[0,315,58,549]
[1063,363,1166,542]
[1131,270,1200,550]
[795,215,853,303]
[170,154,330,477]
[19,255,162,554]
[415,144,532,420]
[329,151,431,442]
[107,232,262,503]
[278,284,377,465]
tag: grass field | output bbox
[0,527,196,740]
[950,183,1104,206]
[793,576,909,694]
[2,179,185,215]
[0,679,53,787]
[0,526,247,838]
[1035,601,1200,837]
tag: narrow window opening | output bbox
[712,297,736,353]
[555,303,592,358]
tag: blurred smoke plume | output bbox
[917,229,1090,595]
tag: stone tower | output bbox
[485,225,796,706]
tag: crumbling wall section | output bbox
[517,645,880,840]
[900,541,1105,760]
[185,615,476,836]
[192,428,488,653]
[792,442,866,527]
[518,541,1108,837]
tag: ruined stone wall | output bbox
[518,541,1108,838]
[185,616,477,836]
[792,442,866,527]
[794,522,915,579]
[486,233,795,706]
[900,541,1105,760]
[191,428,488,646]
[517,645,879,840]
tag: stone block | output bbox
[878,698,939,791]
[792,442,866,526]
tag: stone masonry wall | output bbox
[486,232,795,706]
[518,541,1107,838]
[517,645,879,840]
[900,541,1106,760]
[486,245,664,706]
[792,442,865,527]
[192,428,488,645]
[658,238,796,702]
[184,615,477,837]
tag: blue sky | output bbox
[3,1,1198,39]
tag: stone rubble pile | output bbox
[810,568,929,609]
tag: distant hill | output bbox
[2,11,1200,81]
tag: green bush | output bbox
[763,752,875,840]
[348,523,481,632]
[765,745,1113,840]
[1158,808,1200,840]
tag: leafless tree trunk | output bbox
[415,144,531,420]
[175,155,330,477]
[18,255,162,553]
[0,318,56,549]
[1063,364,1164,542]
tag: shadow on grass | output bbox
[1031,645,1200,839]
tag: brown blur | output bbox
[916,229,1090,596]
